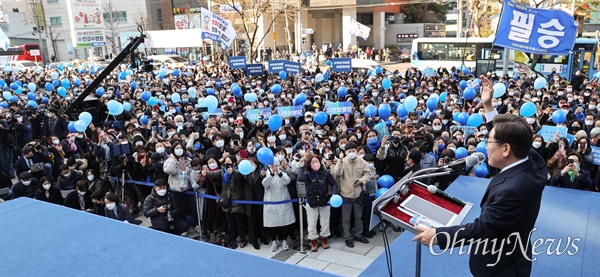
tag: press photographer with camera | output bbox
[143,179,188,235]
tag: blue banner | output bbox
[201,108,223,118]
[494,0,577,55]
[229,56,247,69]
[591,146,600,166]
[268,60,285,73]
[276,106,304,118]
[246,108,272,123]
[214,78,223,88]
[325,102,354,115]
[246,64,264,76]
[284,61,301,76]
[331,58,352,72]
[537,125,568,143]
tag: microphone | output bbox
[426,185,465,206]
[441,152,485,170]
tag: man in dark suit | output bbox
[14,146,50,180]
[414,76,547,277]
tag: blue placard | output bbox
[591,146,600,166]
[276,106,304,118]
[268,60,285,73]
[331,58,352,72]
[245,108,272,123]
[228,56,247,69]
[201,108,223,118]
[325,102,354,115]
[246,64,264,76]
[494,0,577,55]
[537,125,568,143]
[284,61,301,76]
[214,78,223,88]
[566,133,575,147]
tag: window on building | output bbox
[47,0,58,3]
[50,16,62,26]
[103,11,127,22]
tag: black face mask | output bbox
[571,126,581,132]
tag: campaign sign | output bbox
[325,102,354,115]
[229,56,247,69]
[566,134,575,147]
[268,60,285,73]
[537,125,567,142]
[332,58,352,72]
[214,78,223,88]
[276,106,304,118]
[246,64,264,76]
[284,61,301,76]
[201,108,223,118]
[591,146,600,166]
[246,108,272,123]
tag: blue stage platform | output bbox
[0,198,333,276]
[362,176,600,276]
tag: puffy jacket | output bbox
[163,156,192,192]
[143,189,179,230]
[331,157,369,198]
[297,167,338,207]
[206,168,245,213]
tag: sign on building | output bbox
[65,0,107,48]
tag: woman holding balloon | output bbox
[297,154,338,252]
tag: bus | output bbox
[0,44,43,64]
[411,37,599,81]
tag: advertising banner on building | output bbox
[200,7,237,48]
[66,0,107,48]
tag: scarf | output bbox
[567,171,576,183]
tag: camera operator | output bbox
[0,111,15,178]
[10,105,33,150]
[143,178,188,235]
[110,132,141,215]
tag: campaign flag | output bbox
[332,58,352,72]
[229,56,247,69]
[246,64,264,76]
[276,106,304,118]
[246,108,272,123]
[537,125,568,143]
[0,29,10,51]
[325,102,354,115]
[591,146,600,166]
[494,0,577,55]
[200,8,237,48]
[268,60,285,73]
[349,19,371,40]
[284,61,301,76]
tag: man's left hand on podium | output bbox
[412,226,438,246]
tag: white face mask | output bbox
[432,126,442,131]
[208,163,218,170]
[589,105,596,110]
[22,180,31,186]
[276,154,285,161]
[43,183,51,190]
[339,144,346,150]
[442,119,449,125]
[237,132,244,138]
[267,136,276,142]
[585,120,594,126]
[358,154,365,159]
[357,134,362,139]
[480,129,488,135]
[156,147,165,154]
[347,152,357,160]
[135,141,144,146]
[215,140,225,147]
[156,189,167,196]
[52,139,60,145]
[557,92,564,96]
[168,131,176,137]
[285,148,293,154]
[532,142,542,149]
[278,134,287,141]
[526,117,536,124]
[63,172,72,178]
[330,137,337,142]
[175,149,184,156]
[78,190,86,196]
[87,175,94,181]
[106,202,116,210]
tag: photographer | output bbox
[550,152,593,190]
[143,179,188,235]
[0,112,15,179]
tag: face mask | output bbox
[156,189,167,196]
[46,113,53,118]
[438,144,446,151]
[279,134,287,141]
[557,92,564,96]
[106,203,116,210]
[358,154,365,159]
[339,143,346,150]
[526,117,536,124]
[357,134,362,139]
[285,148,293,154]
[571,126,580,132]
[455,136,463,141]
[135,141,144,147]
[567,88,572,93]
[276,154,285,161]
[22,180,31,186]
[330,137,337,143]
[78,190,86,196]
[442,119,449,125]
[176,122,183,127]
[215,140,225,147]
[492,101,499,107]
[63,172,71,178]
[208,163,218,170]
[433,126,442,131]
[448,146,456,151]
[298,150,306,155]
[168,132,176,137]
[585,120,594,126]
[373,92,379,97]
[480,129,488,135]
[156,147,165,154]
[567,97,573,103]
[347,152,357,160]
[367,138,378,145]
[311,163,321,171]
[87,175,94,181]
[589,105,596,110]
[267,136,276,142]
[174,149,184,156]
[305,117,312,122]
[237,132,244,138]
[508,91,515,96]
[584,92,591,97]
[43,183,51,190]
[537,91,543,96]
[194,143,201,150]
[530,141,542,149]
[52,139,60,145]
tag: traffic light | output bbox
[302,37,306,44]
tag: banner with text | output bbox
[325,102,354,115]
[268,60,285,73]
[276,106,304,118]
[494,0,577,55]
[537,125,568,143]
[201,108,223,118]
[284,61,301,76]
[591,146,600,166]
[332,58,352,72]
[246,108,272,123]
[66,0,107,48]
[229,56,247,69]
[200,7,237,48]
[246,64,264,76]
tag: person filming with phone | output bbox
[550,152,593,190]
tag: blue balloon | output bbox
[27,83,37,92]
[45,83,53,92]
[42,97,48,104]
[50,72,59,80]
[474,162,489,178]
[476,141,487,157]
[57,64,64,71]
[68,121,77,133]
[279,71,287,79]
[107,100,120,114]
[377,175,394,188]
[295,93,307,105]
[375,188,389,198]
[171,93,181,103]
[396,104,408,117]
[426,97,438,112]
[52,80,60,88]
[552,110,566,124]
[27,92,36,101]
[74,120,87,132]
[314,111,328,125]
[493,83,506,98]
[467,113,484,127]
[462,66,471,75]
[337,86,348,98]
[140,115,149,125]
[459,80,467,90]
[238,160,255,175]
[0,102,7,108]
[326,60,332,67]
[79,69,86,74]
[10,83,19,91]
[455,147,468,159]
[0,80,5,86]
[96,87,105,97]
[257,147,274,165]
[534,77,547,90]
[61,78,70,89]
[364,104,377,118]
[73,78,81,87]
[123,102,132,112]
[35,68,42,74]
[329,194,342,208]
[271,84,282,94]
[268,115,283,131]
[172,69,180,77]
[232,86,242,97]
[130,81,137,90]
[379,104,391,120]
[79,112,93,125]
[382,78,392,90]
[57,87,67,97]
[315,73,324,82]
[376,67,382,74]
[244,93,258,102]
[3,91,11,100]
[158,68,167,77]
[404,96,418,112]
[141,91,151,101]
[27,101,37,109]
[520,102,537,117]
[457,112,469,125]
[463,87,476,101]
[14,87,22,95]
[206,88,215,95]
[453,112,460,122]
[204,95,219,112]
[10,96,17,103]
[188,87,198,98]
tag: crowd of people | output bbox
[1,55,599,253]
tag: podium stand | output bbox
[369,169,474,277]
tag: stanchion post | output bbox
[120,172,125,204]
[195,191,203,239]
[416,241,421,277]
[298,197,305,253]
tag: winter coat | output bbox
[207,168,245,214]
[262,170,295,227]
[143,190,179,230]
[332,156,370,198]
[163,156,192,192]
[297,167,338,207]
